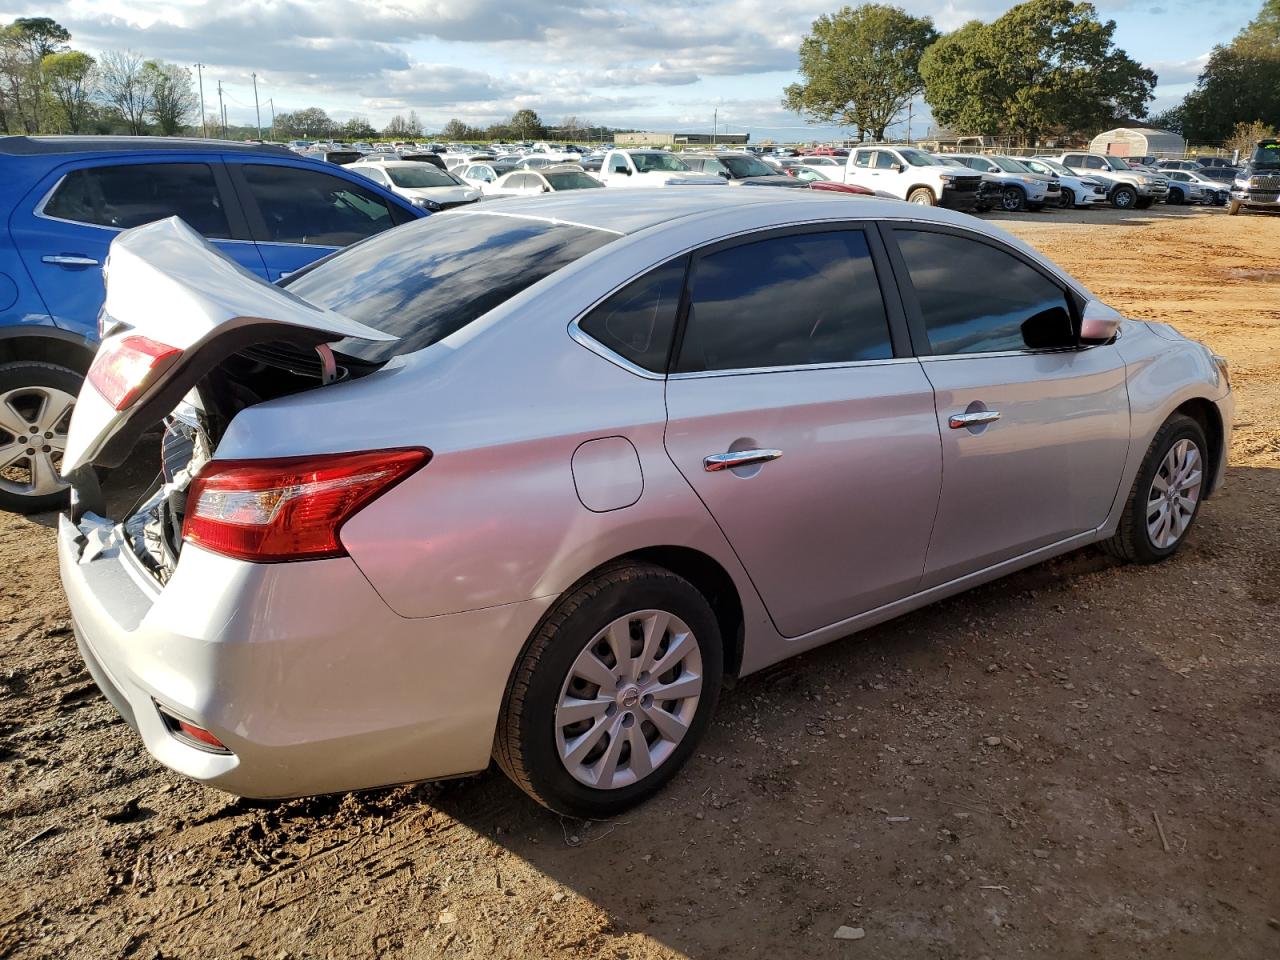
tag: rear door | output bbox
[12,157,263,337]
[882,224,1130,587]
[226,159,418,281]
[663,225,942,638]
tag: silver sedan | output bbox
[59,191,1232,816]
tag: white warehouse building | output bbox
[1089,126,1186,158]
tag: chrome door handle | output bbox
[703,449,783,472]
[42,255,99,267]
[949,410,1001,429]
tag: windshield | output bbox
[385,166,461,188]
[284,214,616,363]
[1102,156,1132,171]
[545,171,604,190]
[992,156,1030,173]
[632,153,690,173]
[1031,158,1070,177]
[1252,140,1280,169]
[899,148,943,167]
[793,167,831,182]
[720,155,777,178]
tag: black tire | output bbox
[906,187,935,206]
[0,361,83,514]
[1058,187,1075,209]
[1168,187,1184,205]
[1000,186,1025,212]
[1111,185,1137,209]
[1103,414,1208,565]
[494,562,723,817]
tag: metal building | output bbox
[1089,127,1186,158]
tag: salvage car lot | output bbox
[1,203,1278,959]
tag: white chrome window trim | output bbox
[567,324,666,380]
[669,357,914,380]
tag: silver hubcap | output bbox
[1002,189,1021,210]
[0,385,74,498]
[555,609,702,790]
[1146,438,1202,549]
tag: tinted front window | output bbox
[720,155,776,178]
[240,164,395,246]
[44,163,230,237]
[579,257,687,372]
[545,171,603,190]
[895,230,1073,355]
[676,230,892,373]
[285,213,615,363]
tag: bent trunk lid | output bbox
[62,217,394,475]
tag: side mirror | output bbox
[621,167,632,176]
[896,163,906,173]
[1080,300,1123,342]
[719,171,730,179]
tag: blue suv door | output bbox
[225,158,422,281]
[11,156,265,339]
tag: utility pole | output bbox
[195,63,207,137]
[251,72,262,140]
[907,100,913,146]
[713,107,717,146]
[268,98,276,140]
[217,80,225,138]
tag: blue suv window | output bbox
[42,163,231,237]
[239,164,394,246]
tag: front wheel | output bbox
[1103,414,1208,564]
[1000,186,1025,212]
[906,187,936,206]
[1111,185,1137,209]
[494,562,723,817]
[1058,187,1075,209]
[0,361,81,514]
[1167,188,1183,205]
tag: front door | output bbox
[663,226,942,638]
[13,158,263,338]
[885,224,1131,587]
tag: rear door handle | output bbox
[949,411,1001,429]
[703,449,783,472]
[41,254,99,267]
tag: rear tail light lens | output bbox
[155,702,231,754]
[182,448,429,562]
[87,335,182,411]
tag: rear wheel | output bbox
[1111,185,1137,209]
[1103,414,1208,565]
[906,187,936,205]
[0,362,80,514]
[494,562,723,817]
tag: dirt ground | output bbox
[2,204,1278,960]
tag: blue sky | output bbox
[11,0,1259,140]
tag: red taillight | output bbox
[87,335,182,411]
[182,448,430,563]
[178,720,228,751]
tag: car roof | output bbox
[447,188,959,237]
[0,135,293,157]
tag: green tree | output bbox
[0,17,71,132]
[782,4,938,141]
[339,115,377,140]
[1176,0,1280,142]
[441,117,469,140]
[278,107,332,138]
[42,49,95,133]
[143,60,197,135]
[921,0,1155,143]
[508,108,545,140]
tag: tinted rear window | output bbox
[285,212,616,363]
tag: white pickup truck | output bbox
[595,149,726,188]
[841,145,992,211]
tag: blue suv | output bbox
[0,136,425,513]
